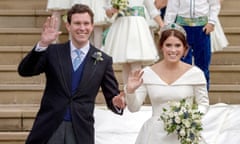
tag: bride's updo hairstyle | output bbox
[158,23,188,50]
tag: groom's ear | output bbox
[65,20,72,31]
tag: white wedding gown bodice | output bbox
[125,66,209,144]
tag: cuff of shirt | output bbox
[35,42,48,52]
[208,19,216,26]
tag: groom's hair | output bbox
[67,4,94,24]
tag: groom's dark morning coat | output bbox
[18,41,122,144]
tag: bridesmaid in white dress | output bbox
[124,23,209,144]
[104,0,164,84]
[211,0,229,52]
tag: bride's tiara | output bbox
[160,23,187,37]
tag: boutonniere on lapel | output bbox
[92,52,104,65]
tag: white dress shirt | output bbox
[164,0,221,25]
[70,41,90,64]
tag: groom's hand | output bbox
[112,92,126,109]
[39,16,62,47]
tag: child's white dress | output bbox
[211,17,229,52]
[91,0,108,25]
[104,0,160,63]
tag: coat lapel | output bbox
[56,41,72,97]
[78,46,98,89]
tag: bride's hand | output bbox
[126,69,144,93]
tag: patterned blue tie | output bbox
[73,49,83,71]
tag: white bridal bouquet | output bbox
[160,99,204,144]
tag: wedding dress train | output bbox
[94,103,240,144]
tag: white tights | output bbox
[93,26,104,49]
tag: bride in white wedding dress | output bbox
[93,24,240,144]
[124,23,209,144]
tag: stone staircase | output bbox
[0,0,239,143]
[209,0,240,103]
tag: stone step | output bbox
[0,47,27,66]
[0,28,68,46]
[0,104,38,131]
[0,65,44,85]
[211,46,240,65]
[0,132,28,144]
[0,10,50,28]
[223,27,240,46]
[209,84,240,104]
[0,84,43,104]
[221,0,240,11]
[0,0,47,10]
[210,65,240,84]
[0,83,239,104]
[1,63,239,85]
[0,104,36,143]
[219,10,240,28]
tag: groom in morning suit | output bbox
[18,4,126,144]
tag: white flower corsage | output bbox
[92,52,104,65]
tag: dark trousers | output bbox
[47,121,77,144]
[181,26,211,90]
